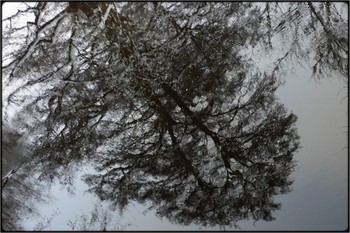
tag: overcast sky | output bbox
[2,2,348,231]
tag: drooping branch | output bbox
[161,83,220,145]
[3,8,68,77]
[307,2,330,34]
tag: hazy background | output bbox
[20,65,348,231]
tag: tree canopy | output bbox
[2,2,347,229]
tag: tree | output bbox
[2,2,345,228]
[66,203,132,231]
[256,2,348,78]
[1,124,25,179]
[1,125,53,231]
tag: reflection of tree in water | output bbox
[82,74,299,227]
[67,203,132,231]
[1,126,54,231]
[5,2,347,229]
